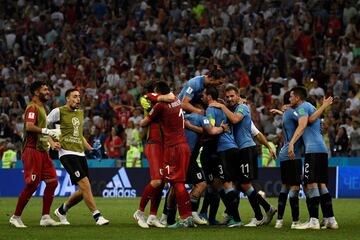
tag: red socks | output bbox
[42,180,58,215]
[174,183,191,219]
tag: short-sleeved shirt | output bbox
[23,102,48,151]
[278,108,303,161]
[184,113,211,152]
[231,104,256,149]
[148,98,187,148]
[178,76,205,105]
[293,101,327,153]
[206,106,238,152]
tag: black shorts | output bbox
[280,159,302,185]
[186,144,205,184]
[60,155,89,185]
[238,146,258,183]
[303,153,328,185]
[200,146,223,183]
[218,148,241,182]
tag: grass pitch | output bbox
[0,198,359,240]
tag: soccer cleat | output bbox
[264,206,277,225]
[244,217,265,227]
[321,217,339,229]
[320,218,328,228]
[208,219,221,225]
[222,212,233,225]
[167,216,195,229]
[133,210,149,228]
[274,219,283,229]
[227,219,243,228]
[159,214,168,226]
[192,212,208,225]
[292,218,320,230]
[291,221,301,229]
[9,215,27,228]
[147,215,166,228]
[96,216,110,225]
[40,215,61,227]
[54,208,70,225]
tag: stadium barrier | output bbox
[1,167,359,198]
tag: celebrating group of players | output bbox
[133,67,339,230]
[9,66,338,230]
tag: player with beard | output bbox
[209,85,276,227]
[10,81,60,228]
[47,88,109,226]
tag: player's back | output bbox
[159,99,187,147]
[178,76,205,104]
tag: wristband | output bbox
[41,128,49,135]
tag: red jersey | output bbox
[148,98,187,147]
[145,93,162,143]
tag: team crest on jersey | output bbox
[298,108,305,115]
[28,112,35,119]
[31,174,36,181]
[203,119,210,124]
[74,171,80,178]
[186,87,193,94]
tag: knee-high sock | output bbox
[289,189,299,222]
[277,188,289,220]
[306,188,320,219]
[150,183,164,215]
[257,191,271,212]
[15,180,40,216]
[209,191,220,222]
[200,188,211,215]
[139,183,155,212]
[223,188,241,222]
[320,188,334,218]
[174,183,191,220]
[42,180,58,215]
[246,187,263,220]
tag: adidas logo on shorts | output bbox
[102,168,137,198]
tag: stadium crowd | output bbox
[0,0,360,165]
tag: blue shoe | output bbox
[208,219,221,225]
[168,216,195,228]
[199,212,208,221]
[227,219,243,228]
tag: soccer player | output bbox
[140,81,193,228]
[133,81,175,228]
[178,67,225,114]
[271,91,333,229]
[47,88,109,226]
[288,87,338,229]
[202,86,243,227]
[209,85,276,227]
[10,80,60,228]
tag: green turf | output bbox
[0,197,359,240]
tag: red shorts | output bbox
[144,143,163,180]
[22,147,57,184]
[163,143,190,182]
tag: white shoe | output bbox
[96,216,110,225]
[40,215,61,227]
[192,212,208,225]
[54,208,70,225]
[322,217,339,229]
[159,213,168,226]
[291,221,301,229]
[274,219,283,229]
[292,218,320,229]
[147,215,165,228]
[133,210,149,228]
[264,206,277,225]
[9,215,27,228]
[244,217,265,227]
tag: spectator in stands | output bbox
[2,143,16,168]
[350,118,360,156]
[333,126,350,157]
[104,125,125,166]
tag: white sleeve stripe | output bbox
[46,108,61,125]
[251,121,260,137]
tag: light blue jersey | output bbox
[294,101,327,153]
[178,76,205,104]
[206,106,238,152]
[184,113,211,152]
[278,109,303,161]
[231,104,256,149]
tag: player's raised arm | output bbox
[181,95,204,115]
[308,96,333,123]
